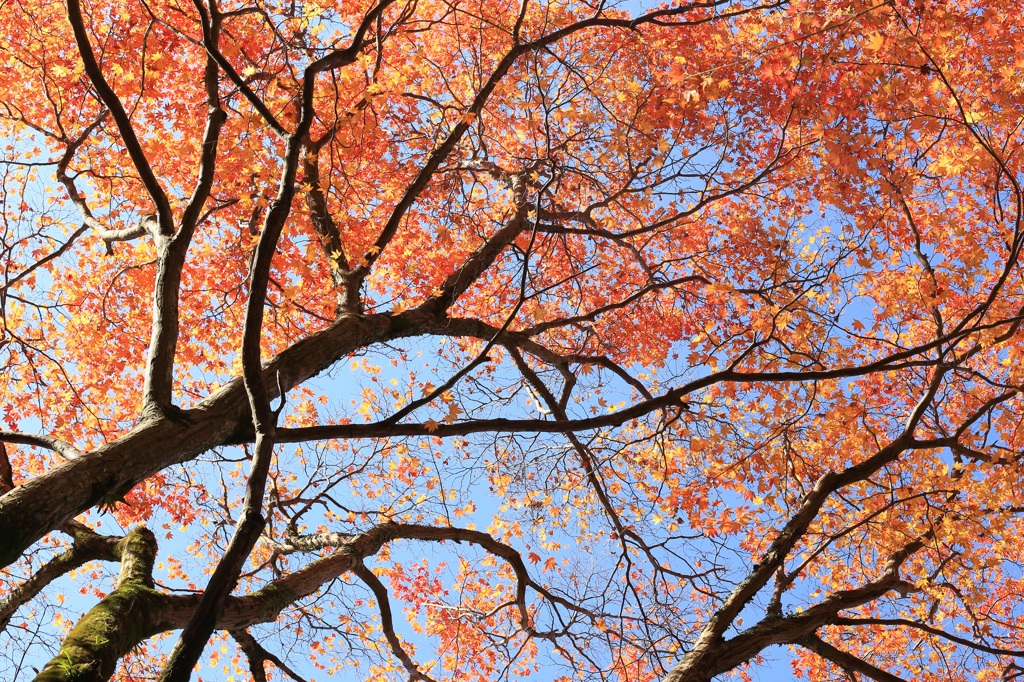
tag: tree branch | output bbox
[833,617,1024,658]
[352,562,437,682]
[0,431,84,461]
[140,0,227,414]
[0,526,121,629]
[33,527,158,682]
[798,634,907,682]
[65,0,173,232]
[229,628,309,682]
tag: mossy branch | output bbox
[33,527,161,682]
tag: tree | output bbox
[1,0,1024,678]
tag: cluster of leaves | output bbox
[3,0,1024,679]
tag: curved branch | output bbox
[266,523,592,623]
[661,367,947,681]
[300,130,350,307]
[0,526,121,629]
[352,562,437,682]
[33,527,158,682]
[52,115,157,254]
[0,431,84,461]
[0,225,88,291]
[353,0,753,277]
[271,352,942,444]
[65,0,173,232]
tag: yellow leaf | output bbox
[443,403,462,424]
[864,32,884,52]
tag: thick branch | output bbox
[167,522,560,631]
[0,309,400,571]
[33,527,158,682]
[271,350,942,444]
[661,366,946,681]
[159,10,273,665]
[141,3,226,414]
[300,132,350,307]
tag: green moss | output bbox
[250,582,297,622]
[36,585,162,681]
[35,527,161,682]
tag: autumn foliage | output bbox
[2,0,1024,679]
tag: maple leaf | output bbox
[667,63,688,86]
[863,31,885,52]
[443,403,462,424]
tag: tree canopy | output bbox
[2,0,1024,679]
